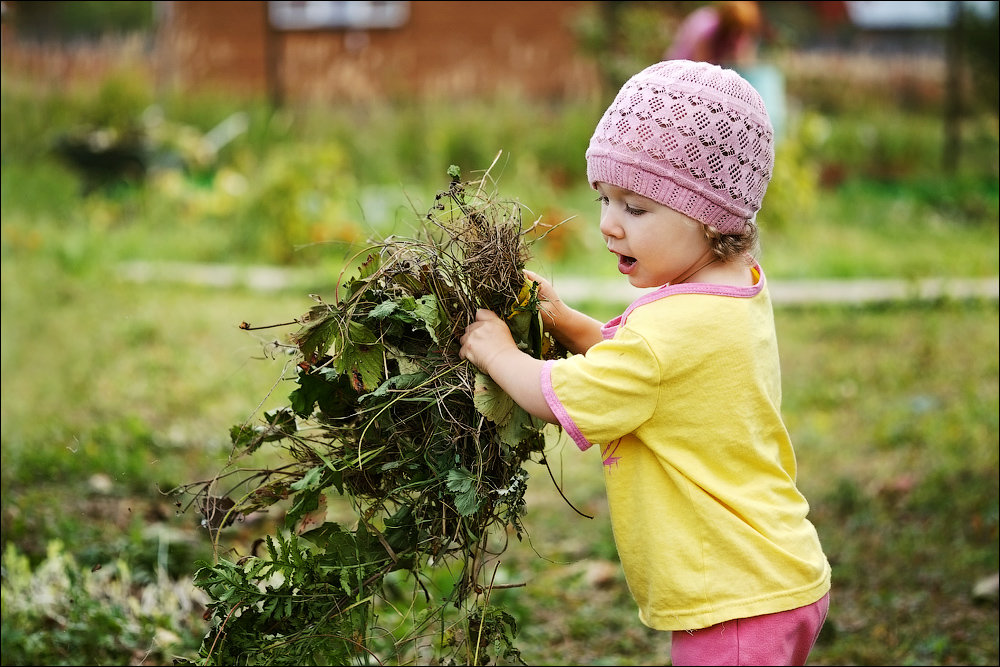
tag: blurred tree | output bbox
[7,0,153,41]
[944,1,998,173]
[962,0,999,113]
[570,1,688,96]
[756,1,853,51]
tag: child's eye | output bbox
[595,195,609,206]
[625,204,645,216]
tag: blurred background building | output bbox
[1,1,997,111]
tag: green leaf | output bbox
[383,504,417,556]
[229,423,259,451]
[349,345,385,393]
[340,253,382,300]
[263,407,297,439]
[290,306,340,363]
[446,467,482,516]
[413,294,440,343]
[228,409,296,455]
[369,295,439,342]
[288,373,322,418]
[285,488,322,530]
[289,366,355,419]
[446,468,475,493]
[498,405,542,447]
[286,467,342,529]
[455,490,482,517]
[472,372,515,426]
[507,278,544,357]
[313,450,345,495]
[346,320,379,345]
[299,521,349,553]
[360,372,429,401]
[290,466,325,492]
[356,253,381,280]
[332,322,384,392]
[368,300,398,319]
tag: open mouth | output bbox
[617,253,637,274]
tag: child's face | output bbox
[595,182,714,289]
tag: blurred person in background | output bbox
[666,0,764,67]
[667,1,786,139]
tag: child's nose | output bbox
[599,209,624,238]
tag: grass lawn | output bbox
[2,233,997,664]
[1,82,997,664]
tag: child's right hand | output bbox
[523,269,605,355]
[523,269,564,326]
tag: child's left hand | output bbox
[459,309,557,424]
[459,309,518,374]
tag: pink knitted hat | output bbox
[586,59,774,234]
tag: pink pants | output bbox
[670,593,830,666]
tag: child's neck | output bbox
[680,259,754,287]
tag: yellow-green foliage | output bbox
[1,541,205,665]
[758,112,824,233]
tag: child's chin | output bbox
[627,274,657,289]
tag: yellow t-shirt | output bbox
[540,267,831,631]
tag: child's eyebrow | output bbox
[624,193,657,207]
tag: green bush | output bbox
[1,540,204,666]
[758,112,824,233]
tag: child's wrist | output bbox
[488,344,523,375]
[471,341,511,377]
[542,298,571,335]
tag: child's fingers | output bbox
[523,269,543,283]
[523,269,552,291]
[524,270,560,300]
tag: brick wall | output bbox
[156,0,602,103]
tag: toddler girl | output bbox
[460,59,831,666]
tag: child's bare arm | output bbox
[525,270,605,354]
[459,309,557,424]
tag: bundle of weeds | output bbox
[175,164,567,665]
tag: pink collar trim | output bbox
[601,264,766,339]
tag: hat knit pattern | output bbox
[586,60,774,234]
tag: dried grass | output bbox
[178,158,566,613]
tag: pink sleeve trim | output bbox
[540,359,595,452]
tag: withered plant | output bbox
[174,162,577,666]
